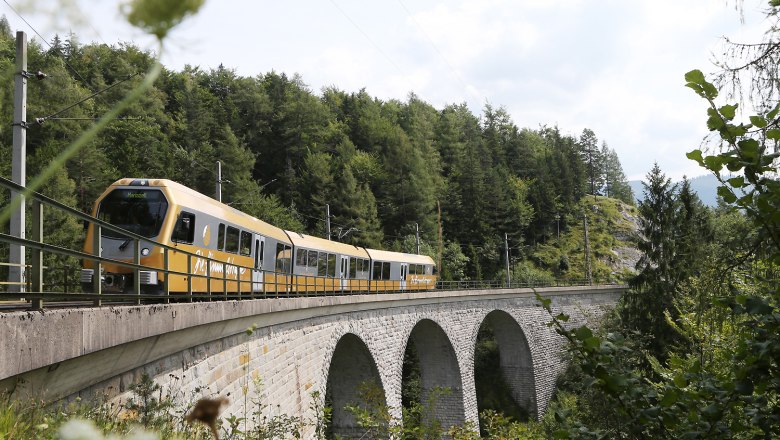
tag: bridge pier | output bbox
[0,287,622,437]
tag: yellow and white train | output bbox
[81,178,437,295]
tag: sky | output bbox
[1,0,772,181]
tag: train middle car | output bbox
[82,178,437,296]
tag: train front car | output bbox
[82,178,294,297]
[364,249,437,292]
[81,178,173,294]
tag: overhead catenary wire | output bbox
[2,0,94,90]
[395,0,484,103]
[34,73,140,124]
[327,0,410,88]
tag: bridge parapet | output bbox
[0,285,624,435]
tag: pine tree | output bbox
[623,163,679,358]
[579,128,601,196]
[602,144,635,204]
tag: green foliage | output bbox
[538,59,780,439]
[122,0,205,40]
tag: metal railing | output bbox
[1,176,619,311]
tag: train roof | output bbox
[109,178,290,243]
[364,248,436,266]
[284,231,370,259]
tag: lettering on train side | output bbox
[194,250,246,277]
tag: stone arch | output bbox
[325,332,385,439]
[478,309,537,416]
[405,318,465,431]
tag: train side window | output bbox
[217,224,226,251]
[240,231,252,256]
[225,226,240,253]
[296,249,307,267]
[372,261,382,280]
[275,243,291,273]
[349,257,357,278]
[318,253,328,277]
[382,262,391,280]
[327,254,336,277]
[308,250,318,267]
[171,212,195,244]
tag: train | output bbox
[80,178,437,295]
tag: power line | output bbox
[2,0,94,90]
[395,0,482,102]
[327,0,408,83]
[34,73,139,124]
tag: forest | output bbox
[0,15,633,284]
[1,0,779,438]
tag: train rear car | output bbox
[364,249,437,292]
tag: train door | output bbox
[400,263,408,291]
[252,235,265,292]
[340,256,349,291]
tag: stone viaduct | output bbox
[0,285,622,437]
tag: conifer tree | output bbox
[624,163,680,358]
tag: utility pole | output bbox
[504,233,511,288]
[437,201,443,275]
[583,214,592,285]
[10,31,27,293]
[215,161,222,202]
[415,223,420,255]
[325,204,331,240]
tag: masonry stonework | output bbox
[0,287,621,437]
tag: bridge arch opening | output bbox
[475,310,537,422]
[403,318,465,433]
[324,332,385,439]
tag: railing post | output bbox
[237,265,242,301]
[133,238,141,305]
[207,258,212,300]
[93,224,102,306]
[30,199,43,310]
[163,248,170,302]
[187,254,193,302]
[222,265,227,300]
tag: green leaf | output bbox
[574,326,593,341]
[767,129,780,140]
[750,115,767,128]
[673,374,688,388]
[685,70,718,99]
[717,186,737,203]
[660,390,678,407]
[738,138,760,160]
[706,108,725,131]
[686,150,704,165]
[767,102,780,120]
[719,104,738,120]
[584,336,601,350]
[555,313,570,322]
[684,69,706,85]
[727,176,745,188]
[704,155,724,172]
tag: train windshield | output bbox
[97,189,169,239]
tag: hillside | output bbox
[532,196,640,283]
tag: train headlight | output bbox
[141,247,150,256]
